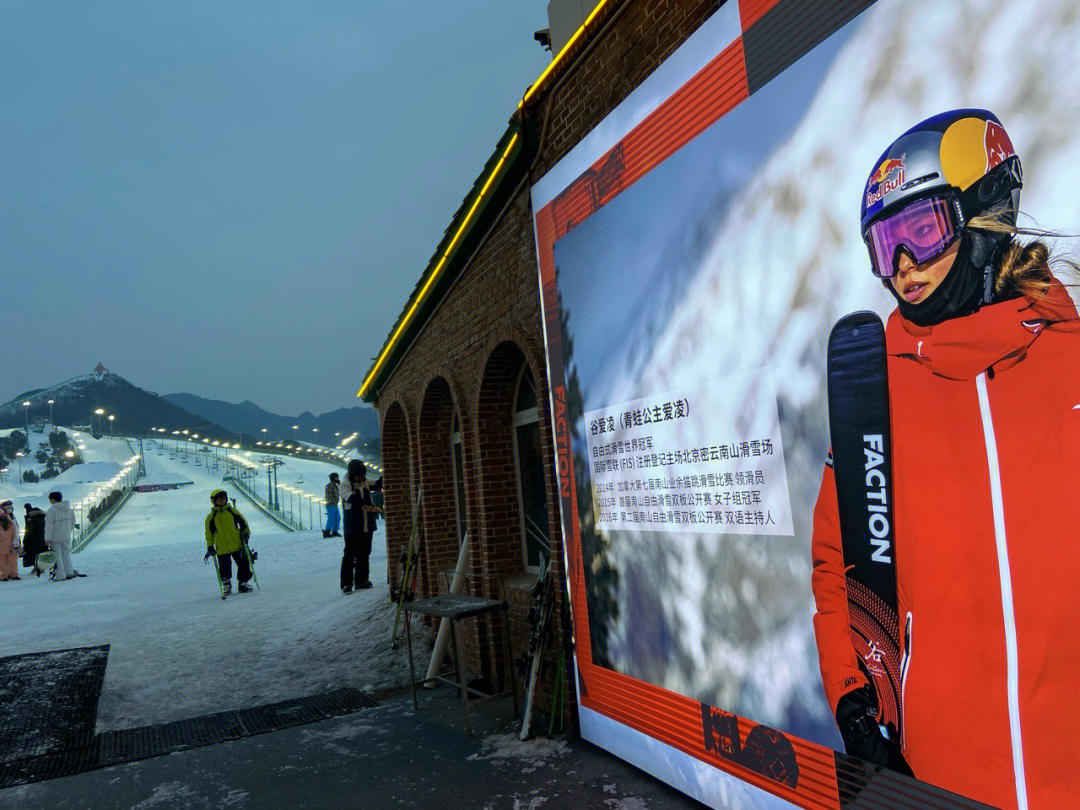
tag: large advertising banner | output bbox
[532,1,1080,808]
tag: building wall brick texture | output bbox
[373,0,718,730]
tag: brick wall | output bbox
[373,0,719,730]
[380,402,414,569]
[416,376,457,603]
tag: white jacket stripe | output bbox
[976,372,1028,810]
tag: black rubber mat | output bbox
[0,687,377,790]
[0,645,110,764]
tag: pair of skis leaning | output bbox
[519,553,556,740]
[390,489,423,649]
[827,311,908,748]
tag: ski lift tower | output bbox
[261,456,284,510]
[137,438,146,476]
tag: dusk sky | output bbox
[1,1,550,414]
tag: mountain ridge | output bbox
[0,369,248,442]
[162,392,379,445]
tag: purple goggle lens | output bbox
[865,196,959,278]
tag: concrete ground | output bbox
[0,685,708,810]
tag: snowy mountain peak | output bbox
[0,371,242,440]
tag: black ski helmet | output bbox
[860,109,1023,323]
[347,459,366,480]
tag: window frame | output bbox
[511,364,548,572]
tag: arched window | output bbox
[512,365,549,570]
[450,411,467,543]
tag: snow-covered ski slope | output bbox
[93,443,280,550]
[0,428,134,510]
[154,438,378,529]
[232,448,379,521]
[0,436,421,733]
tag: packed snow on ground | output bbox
[0,438,427,732]
[467,733,572,774]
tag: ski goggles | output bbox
[863,195,963,278]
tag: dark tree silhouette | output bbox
[558,274,620,669]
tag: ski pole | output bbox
[548,648,565,736]
[207,551,225,599]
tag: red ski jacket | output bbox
[812,281,1080,809]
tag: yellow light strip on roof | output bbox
[520,0,612,108]
[357,131,521,400]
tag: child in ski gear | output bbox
[812,110,1080,809]
[324,472,341,539]
[1,501,20,579]
[0,512,19,581]
[1,500,19,544]
[44,491,78,580]
[339,460,382,593]
[21,503,47,575]
[204,489,254,595]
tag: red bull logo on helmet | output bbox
[984,120,1015,172]
[865,154,906,208]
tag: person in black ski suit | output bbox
[339,460,382,594]
[21,503,47,575]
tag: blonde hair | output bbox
[966,209,1079,301]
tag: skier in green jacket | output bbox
[204,489,253,595]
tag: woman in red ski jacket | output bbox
[812,109,1080,809]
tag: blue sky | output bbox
[1,1,549,413]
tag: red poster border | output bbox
[535,36,844,810]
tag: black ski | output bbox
[519,555,555,740]
[827,311,905,746]
[390,488,423,649]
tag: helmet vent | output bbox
[900,172,939,191]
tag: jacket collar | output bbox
[887,280,1078,380]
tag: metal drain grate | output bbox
[0,687,377,790]
[0,645,110,764]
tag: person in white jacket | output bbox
[44,491,79,581]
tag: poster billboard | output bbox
[531,1,1080,808]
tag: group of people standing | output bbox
[197,459,382,598]
[0,493,81,582]
[324,460,382,594]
